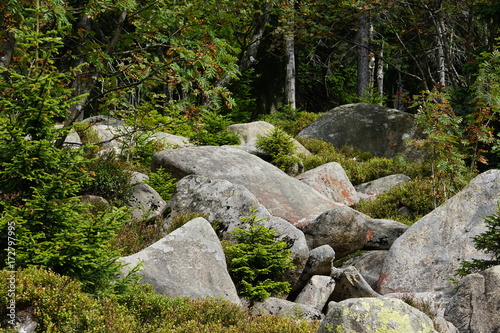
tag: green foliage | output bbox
[0,267,139,332]
[0,268,319,333]
[190,110,240,146]
[409,89,475,206]
[112,218,163,256]
[457,202,500,276]
[259,108,322,136]
[354,179,438,225]
[401,294,437,320]
[81,151,133,206]
[256,128,302,173]
[298,137,429,185]
[224,209,294,302]
[0,21,129,294]
[146,167,178,202]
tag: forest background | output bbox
[1,0,500,332]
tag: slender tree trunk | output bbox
[376,43,384,104]
[357,13,371,100]
[284,0,296,110]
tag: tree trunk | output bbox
[284,0,296,110]
[376,44,384,104]
[357,13,371,100]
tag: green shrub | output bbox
[224,209,294,302]
[259,108,322,136]
[112,218,163,256]
[81,151,133,206]
[190,110,239,146]
[298,137,430,185]
[354,179,437,225]
[457,201,500,276]
[0,267,139,332]
[0,268,319,333]
[256,128,301,173]
[146,167,178,202]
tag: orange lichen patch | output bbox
[365,227,375,242]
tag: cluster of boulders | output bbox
[55,104,500,333]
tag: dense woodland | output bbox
[1,0,500,332]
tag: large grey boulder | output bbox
[152,146,340,226]
[164,174,309,286]
[318,297,437,333]
[377,170,500,294]
[119,217,241,305]
[303,206,369,259]
[298,103,419,159]
[295,162,359,206]
[250,297,324,320]
[444,265,500,333]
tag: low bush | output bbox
[256,128,302,173]
[189,110,239,146]
[354,179,438,225]
[146,167,178,202]
[0,268,320,333]
[259,108,322,136]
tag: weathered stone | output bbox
[377,170,500,294]
[55,124,81,149]
[298,103,420,159]
[119,217,241,305]
[128,183,166,222]
[364,218,409,250]
[294,275,336,311]
[330,266,381,302]
[130,171,149,185]
[444,265,500,333]
[318,297,437,333]
[152,146,340,226]
[250,297,324,320]
[356,174,412,200]
[296,162,359,206]
[341,250,387,290]
[289,245,335,300]
[303,206,368,259]
[164,175,308,286]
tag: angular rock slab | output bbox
[318,297,437,333]
[444,265,500,333]
[377,170,500,294]
[296,162,359,206]
[294,275,336,311]
[119,217,241,305]
[152,146,340,226]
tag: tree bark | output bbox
[284,0,296,110]
[357,13,371,100]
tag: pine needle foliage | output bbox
[457,202,500,276]
[224,209,294,302]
